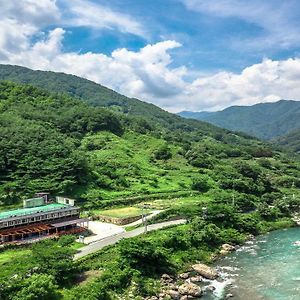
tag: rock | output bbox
[190,275,202,283]
[178,283,202,297]
[206,285,216,292]
[192,263,218,280]
[221,244,235,252]
[149,297,158,300]
[225,293,234,299]
[168,290,180,299]
[180,296,188,300]
[168,283,178,290]
[161,274,174,284]
[220,249,230,256]
[247,234,255,240]
[179,272,190,279]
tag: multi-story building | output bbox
[0,196,88,245]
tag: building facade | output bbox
[0,197,88,245]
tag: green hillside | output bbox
[179,100,300,140]
[275,129,300,153]
[0,79,300,300]
[0,80,274,207]
[0,64,228,136]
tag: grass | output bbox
[0,247,34,280]
[76,131,200,201]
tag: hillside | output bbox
[275,129,300,153]
[179,100,300,140]
[0,80,276,206]
[1,80,300,300]
[0,64,229,136]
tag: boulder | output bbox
[221,244,235,252]
[168,290,180,299]
[179,272,190,279]
[190,275,203,283]
[161,274,174,284]
[178,283,202,297]
[220,249,230,256]
[192,264,218,280]
[180,296,188,300]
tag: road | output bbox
[74,219,186,260]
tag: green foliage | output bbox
[191,175,211,192]
[153,144,172,160]
[31,239,77,284]
[12,274,60,300]
[118,239,171,275]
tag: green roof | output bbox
[0,203,68,221]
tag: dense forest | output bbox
[0,73,300,299]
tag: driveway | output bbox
[74,219,186,260]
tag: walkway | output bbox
[74,219,186,260]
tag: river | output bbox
[201,227,300,300]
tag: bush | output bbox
[191,175,211,192]
[153,145,172,160]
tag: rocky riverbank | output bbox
[144,244,236,300]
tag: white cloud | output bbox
[0,0,60,26]
[64,0,145,37]
[2,26,300,112]
[182,0,300,50]
[0,0,300,113]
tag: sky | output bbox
[1,0,300,112]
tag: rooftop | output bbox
[0,203,69,221]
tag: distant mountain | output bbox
[179,100,300,140]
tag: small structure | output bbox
[0,195,88,245]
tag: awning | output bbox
[50,218,89,228]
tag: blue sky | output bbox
[61,0,300,72]
[1,0,300,111]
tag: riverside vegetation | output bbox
[0,70,300,299]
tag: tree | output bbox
[12,274,60,300]
[31,240,77,284]
[118,239,171,275]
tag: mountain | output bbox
[1,69,300,300]
[0,67,286,206]
[0,64,229,136]
[179,100,300,140]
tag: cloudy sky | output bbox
[1,0,300,112]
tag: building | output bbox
[0,196,89,245]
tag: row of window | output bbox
[0,209,79,229]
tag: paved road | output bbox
[74,219,186,260]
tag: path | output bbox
[74,219,186,260]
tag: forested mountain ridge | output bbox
[0,64,231,136]
[0,80,295,207]
[179,100,300,140]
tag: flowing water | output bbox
[201,227,300,300]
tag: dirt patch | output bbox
[92,214,142,225]
[75,270,102,285]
